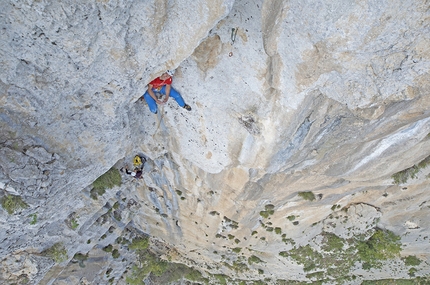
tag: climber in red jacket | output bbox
[142,69,191,114]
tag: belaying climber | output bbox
[120,155,146,179]
[141,69,191,114]
[121,167,143,179]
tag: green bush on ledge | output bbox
[298,191,316,201]
[1,194,28,214]
[43,242,68,263]
[91,167,122,199]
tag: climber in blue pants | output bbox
[142,69,191,114]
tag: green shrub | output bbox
[357,229,402,267]
[214,274,227,285]
[298,191,315,201]
[129,236,150,251]
[287,215,296,221]
[91,168,121,199]
[184,268,205,282]
[265,204,275,212]
[260,204,275,218]
[232,247,242,253]
[103,244,113,252]
[275,227,282,234]
[126,250,168,284]
[30,213,37,225]
[112,249,120,259]
[403,255,421,266]
[71,218,79,229]
[73,253,88,268]
[232,261,248,272]
[321,233,344,252]
[279,251,289,257]
[260,211,270,218]
[409,267,418,277]
[43,242,68,263]
[248,255,263,265]
[279,228,402,280]
[1,194,28,214]
[392,155,430,184]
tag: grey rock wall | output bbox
[1,0,430,283]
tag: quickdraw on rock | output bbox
[229,27,239,57]
[231,27,238,44]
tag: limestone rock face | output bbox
[1,0,430,284]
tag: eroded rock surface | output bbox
[1,0,430,284]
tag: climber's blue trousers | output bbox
[142,85,185,114]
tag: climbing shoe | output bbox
[183,104,191,111]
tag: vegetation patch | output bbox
[392,155,430,184]
[214,274,227,285]
[298,191,316,201]
[1,194,28,214]
[356,229,401,268]
[129,236,150,251]
[409,267,418,277]
[91,167,121,199]
[331,204,341,211]
[403,255,421,266]
[103,244,113,252]
[112,249,120,259]
[223,216,239,229]
[29,213,37,225]
[260,204,275,218]
[73,253,88,268]
[43,242,68,263]
[231,260,248,272]
[362,277,430,285]
[279,228,402,279]
[232,247,242,253]
[248,255,264,265]
[287,215,296,221]
[71,218,79,229]
[126,250,168,284]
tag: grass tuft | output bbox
[91,168,121,199]
[298,191,316,201]
[392,155,430,184]
[43,242,68,263]
[1,194,28,214]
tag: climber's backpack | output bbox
[133,155,142,167]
